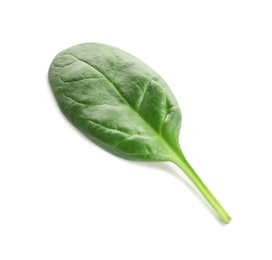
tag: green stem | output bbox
[174,153,231,224]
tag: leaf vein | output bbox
[87,119,134,136]
[137,78,153,109]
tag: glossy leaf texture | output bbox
[48,43,183,163]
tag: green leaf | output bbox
[48,43,231,223]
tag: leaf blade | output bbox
[49,42,182,161]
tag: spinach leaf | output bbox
[48,43,231,223]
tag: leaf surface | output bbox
[49,43,182,162]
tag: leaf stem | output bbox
[174,153,231,224]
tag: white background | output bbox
[1,0,272,259]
